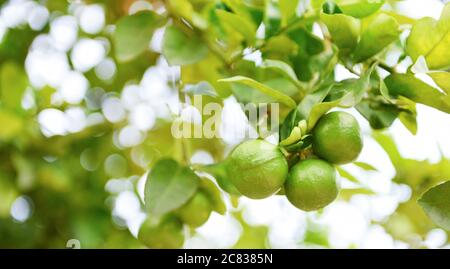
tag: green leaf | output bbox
[264,0,282,38]
[260,59,303,90]
[144,159,199,215]
[200,162,241,196]
[279,85,331,141]
[379,79,394,102]
[216,9,257,45]
[429,71,450,94]
[231,78,298,105]
[321,13,360,55]
[114,11,164,62]
[218,76,297,108]
[399,110,418,135]
[199,178,226,215]
[379,81,418,134]
[162,25,208,66]
[289,29,338,82]
[418,181,450,231]
[356,100,399,129]
[340,187,375,201]
[336,166,359,183]
[311,0,327,11]
[308,65,375,130]
[372,132,402,166]
[184,81,218,97]
[279,0,299,26]
[307,98,343,130]
[298,86,333,119]
[167,0,207,29]
[381,11,416,25]
[233,212,269,249]
[384,74,450,114]
[406,3,450,70]
[0,62,28,110]
[397,97,418,135]
[353,162,377,171]
[334,0,385,18]
[353,13,400,62]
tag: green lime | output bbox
[226,139,288,199]
[285,159,339,211]
[312,111,363,164]
[138,215,184,249]
[177,191,212,228]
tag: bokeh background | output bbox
[0,0,449,249]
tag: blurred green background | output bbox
[0,0,449,249]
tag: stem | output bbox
[378,62,397,74]
[343,64,361,77]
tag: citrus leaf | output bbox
[372,132,402,166]
[279,85,331,141]
[384,74,450,113]
[216,9,257,45]
[340,188,375,200]
[406,3,450,69]
[336,166,359,183]
[114,11,164,62]
[353,162,377,171]
[167,0,207,29]
[307,98,343,131]
[355,100,399,130]
[218,76,297,108]
[198,162,241,196]
[260,59,304,90]
[233,212,269,249]
[399,111,418,135]
[307,65,374,130]
[353,13,400,62]
[162,25,208,66]
[418,181,450,231]
[429,71,450,94]
[199,178,226,215]
[381,11,416,25]
[184,81,218,97]
[321,13,360,55]
[145,159,199,215]
[279,0,299,26]
[334,0,385,18]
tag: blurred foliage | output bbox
[373,132,450,245]
[0,0,449,249]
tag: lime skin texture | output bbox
[227,139,288,199]
[312,111,363,164]
[285,158,339,211]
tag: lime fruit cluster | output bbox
[224,111,363,212]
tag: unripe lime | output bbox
[285,159,339,211]
[138,215,184,249]
[312,111,363,164]
[177,192,212,228]
[227,139,288,199]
